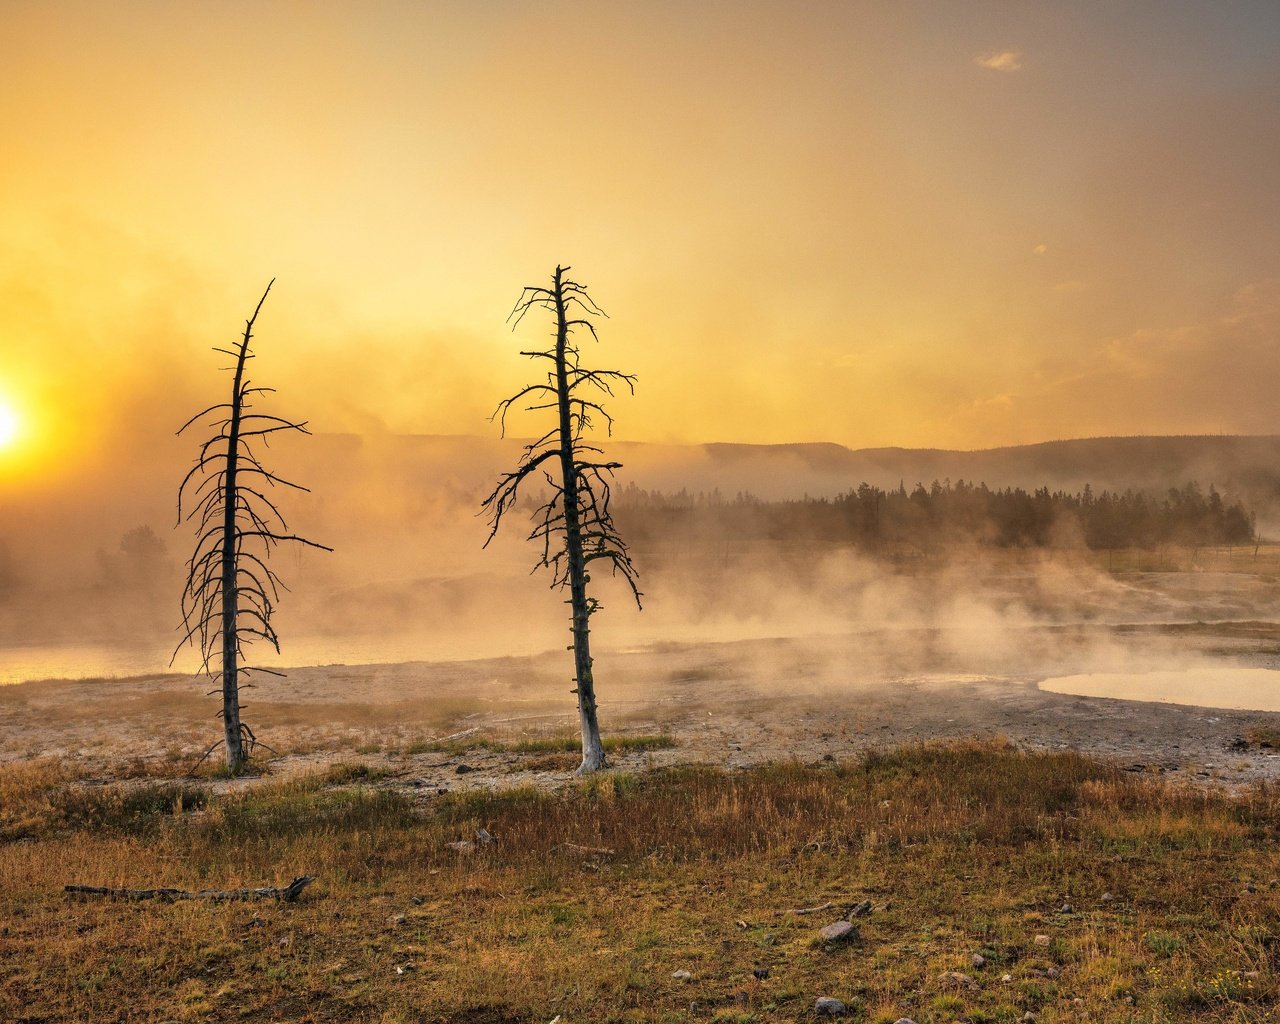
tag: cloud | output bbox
[976,51,1023,72]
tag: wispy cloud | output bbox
[976,51,1023,72]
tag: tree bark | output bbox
[220,308,252,772]
[552,267,606,774]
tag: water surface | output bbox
[1040,668,1280,712]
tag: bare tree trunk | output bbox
[551,267,606,773]
[220,323,249,771]
[482,264,640,776]
[176,281,330,774]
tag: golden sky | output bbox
[3,0,1279,480]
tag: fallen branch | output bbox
[776,901,834,916]
[65,875,315,903]
[552,842,616,856]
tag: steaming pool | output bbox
[1040,668,1280,713]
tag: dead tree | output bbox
[175,281,331,773]
[483,265,641,774]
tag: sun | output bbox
[0,399,20,451]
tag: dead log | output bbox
[776,901,834,916]
[64,875,314,902]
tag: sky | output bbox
[2,0,1279,487]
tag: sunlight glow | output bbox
[0,400,19,451]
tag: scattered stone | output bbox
[1072,997,1085,1007]
[819,920,859,943]
[1033,934,1051,947]
[814,996,847,1016]
[1001,974,1013,983]
[672,969,692,981]
[822,753,836,762]
[1100,892,1114,903]
[410,778,425,788]
[1021,1013,1038,1024]
[1230,736,1249,751]
[390,914,406,926]
[938,971,976,990]
[1245,881,1258,893]
[1046,967,1060,979]
[893,1019,917,1024]
[753,968,770,980]
[849,899,874,918]
[1059,903,1073,914]
[409,896,424,906]
[971,953,986,969]
[455,763,475,774]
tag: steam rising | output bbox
[3,430,1277,692]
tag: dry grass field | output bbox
[4,740,1280,1023]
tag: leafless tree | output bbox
[175,281,331,773]
[483,265,641,774]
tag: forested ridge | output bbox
[616,479,1256,551]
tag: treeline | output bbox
[615,479,1256,551]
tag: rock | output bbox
[1046,967,1060,979]
[1033,934,1051,947]
[1001,974,1013,983]
[971,953,986,968]
[1230,736,1249,750]
[850,899,874,918]
[814,996,847,1016]
[1245,881,1258,893]
[893,1019,917,1024]
[672,970,692,981]
[938,971,976,990]
[1100,892,1113,903]
[1021,1013,1038,1024]
[1059,903,1073,914]
[1072,997,1085,1007]
[753,968,770,980]
[819,920,859,942]
[455,763,475,774]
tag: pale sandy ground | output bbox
[5,616,1280,795]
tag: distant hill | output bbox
[292,432,1280,514]
[8,432,1280,586]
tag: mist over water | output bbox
[3,432,1279,693]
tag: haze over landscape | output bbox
[3,0,1280,487]
[4,5,1280,1022]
